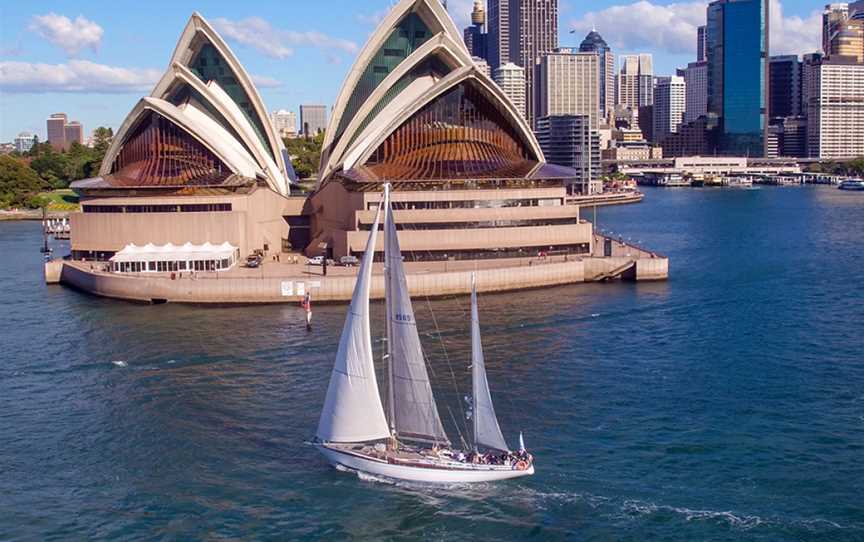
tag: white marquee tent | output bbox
[109,242,239,273]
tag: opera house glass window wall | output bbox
[364,82,534,180]
[110,112,230,186]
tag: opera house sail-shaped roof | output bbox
[318,0,564,188]
[84,13,291,196]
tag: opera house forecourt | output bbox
[53,1,667,303]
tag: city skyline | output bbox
[1,0,821,141]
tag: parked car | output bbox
[245,254,262,268]
[339,255,360,267]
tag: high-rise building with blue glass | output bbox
[706,0,769,156]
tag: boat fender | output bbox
[515,460,528,471]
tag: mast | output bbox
[472,274,479,452]
[384,183,395,435]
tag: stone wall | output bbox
[59,259,588,304]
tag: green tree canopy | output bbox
[284,131,324,180]
[0,155,48,208]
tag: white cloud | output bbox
[250,74,282,88]
[211,17,358,59]
[355,9,389,26]
[28,13,103,56]
[567,0,821,57]
[0,60,160,93]
[568,1,705,55]
[356,0,477,31]
[769,0,821,55]
[444,0,477,30]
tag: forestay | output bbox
[471,276,509,452]
[316,200,390,443]
[384,188,450,444]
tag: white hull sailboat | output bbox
[314,184,534,484]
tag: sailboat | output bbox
[314,185,534,483]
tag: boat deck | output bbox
[324,443,531,472]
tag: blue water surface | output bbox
[1,185,862,541]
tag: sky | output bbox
[0,0,822,142]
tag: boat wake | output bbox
[510,489,860,534]
[621,499,765,529]
[111,360,128,368]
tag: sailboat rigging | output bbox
[314,184,534,483]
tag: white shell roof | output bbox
[317,0,544,186]
[99,13,290,195]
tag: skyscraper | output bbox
[487,0,511,69]
[14,132,37,153]
[679,61,708,123]
[706,0,769,156]
[493,62,527,118]
[768,56,803,119]
[463,0,488,60]
[652,76,686,143]
[806,57,864,157]
[299,105,327,137]
[473,56,492,78]
[829,18,864,61]
[515,0,558,125]
[534,115,601,194]
[271,110,297,137]
[616,54,654,110]
[64,122,84,147]
[697,25,708,62]
[534,48,600,127]
[578,30,615,121]
[823,3,850,55]
[46,113,67,150]
[488,0,558,124]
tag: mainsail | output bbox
[316,200,390,443]
[383,185,450,444]
[471,275,509,452]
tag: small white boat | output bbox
[314,184,534,484]
[838,178,864,191]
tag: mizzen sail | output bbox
[471,275,509,452]
[316,200,390,443]
[384,186,450,444]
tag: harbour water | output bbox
[2,185,863,540]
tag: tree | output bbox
[92,126,113,156]
[0,155,47,208]
[284,131,324,179]
[25,194,51,210]
[29,147,70,189]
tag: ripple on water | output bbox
[1,188,864,540]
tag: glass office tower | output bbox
[706,0,768,156]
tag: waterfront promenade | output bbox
[50,233,667,303]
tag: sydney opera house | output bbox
[70,0,596,269]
